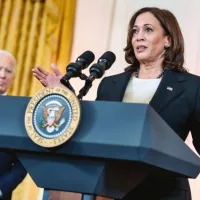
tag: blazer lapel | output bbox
[150,70,186,113]
[110,71,132,102]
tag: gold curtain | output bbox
[0,0,76,96]
[0,0,76,199]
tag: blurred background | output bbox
[0,0,200,199]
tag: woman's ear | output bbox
[164,36,171,48]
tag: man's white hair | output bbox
[0,50,17,68]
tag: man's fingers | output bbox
[51,63,62,77]
[37,66,49,76]
[33,72,47,87]
[40,80,48,87]
[33,72,46,82]
[32,72,40,80]
[32,67,47,79]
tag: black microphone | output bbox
[88,51,116,82]
[60,50,95,83]
[77,51,116,99]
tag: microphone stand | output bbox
[77,74,94,100]
[60,77,76,94]
[60,73,93,100]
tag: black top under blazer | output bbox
[96,69,200,200]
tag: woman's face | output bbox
[132,12,170,63]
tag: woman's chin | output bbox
[136,56,149,63]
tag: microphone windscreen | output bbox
[98,51,116,69]
[78,50,95,65]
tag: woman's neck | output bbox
[137,60,164,79]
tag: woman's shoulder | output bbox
[168,69,200,82]
[176,71,200,100]
[181,71,200,84]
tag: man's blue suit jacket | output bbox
[0,151,27,199]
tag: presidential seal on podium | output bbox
[25,86,81,147]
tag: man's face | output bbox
[0,54,15,94]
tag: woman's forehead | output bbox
[134,12,160,27]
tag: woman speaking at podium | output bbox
[95,7,200,200]
[33,7,200,200]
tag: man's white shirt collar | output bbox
[0,93,7,96]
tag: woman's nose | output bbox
[136,30,145,41]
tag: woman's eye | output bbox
[133,29,138,34]
[146,28,153,32]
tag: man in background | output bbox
[0,50,15,95]
[0,50,27,200]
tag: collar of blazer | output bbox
[110,69,187,113]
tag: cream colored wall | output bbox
[70,0,200,199]
[70,0,115,100]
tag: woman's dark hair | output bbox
[124,7,187,72]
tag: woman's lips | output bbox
[136,45,147,53]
